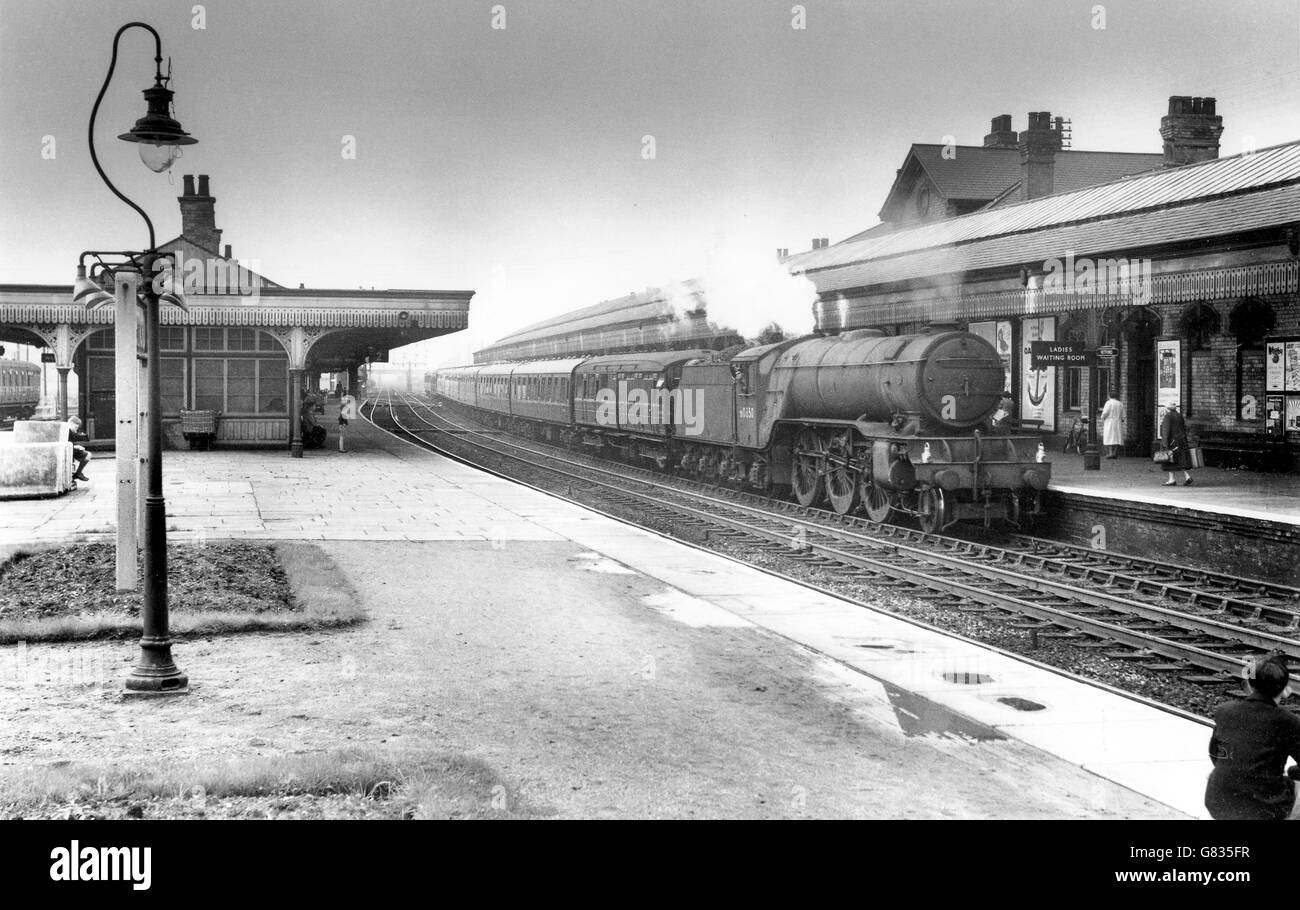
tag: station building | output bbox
[0,175,473,453]
[786,98,1300,470]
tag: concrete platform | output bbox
[1042,452,1300,585]
[1046,449,1300,527]
[0,403,1219,818]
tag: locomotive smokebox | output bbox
[774,331,1005,431]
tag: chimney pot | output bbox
[224,244,232,259]
[182,174,195,196]
[1160,94,1224,167]
[197,174,210,196]
[820,237,829,248]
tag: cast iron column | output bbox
[56,367,70,420]
[290,368,304,457]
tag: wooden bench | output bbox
[1193,431,1291,472]
[0,420,74,499]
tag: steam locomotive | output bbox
[0,358,40,423]
[432,328,1050,532]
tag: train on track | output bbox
[431,328,1051,532]
[0,357,40,422]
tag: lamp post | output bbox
[84,22,197,694]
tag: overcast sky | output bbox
[2,0,1298,365]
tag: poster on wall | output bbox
[1020,316,1055,432]
[1156,340,1180,409]
[1287,341,1300,392]
[1266,394,1284,434]
[969,319,1013,393]
[1266,341,1285,392]
[1287,396,1300,437]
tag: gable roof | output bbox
[157,234,284,289]
[878,144,1165,221]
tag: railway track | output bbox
[366,389,1300,696]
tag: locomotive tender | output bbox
[0,358,40,423]
[432,327,1050,532]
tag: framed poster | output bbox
[1266,394,1284,434]
[1156,340,1180,409]
[969,319,1013,393]
[1020,316,1055,431]
[1287,341,1300,392]
[1287,396,1300,436]
[1266,341,1285,392]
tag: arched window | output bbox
[1179,302,1221,352]
[1229,297,1275,347]
[1229,298,1277,421]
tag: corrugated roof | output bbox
[803,182,1300,292]
[790,142,1300,285]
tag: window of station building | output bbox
[192,327,281,352]
[193,357,289,415]
[86,330,114,350]
[160,327,186,351]
[160,358,186,415]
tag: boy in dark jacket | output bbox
[1205,653,1300,820]
[68,416,91,483]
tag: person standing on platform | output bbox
[1205,652,1300,820]
[1100,391,1125,459]
[1158,403,1193,486]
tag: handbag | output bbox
[1152,447,1174,464]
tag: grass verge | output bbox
[0,749,536,819]
[0,541,364,644]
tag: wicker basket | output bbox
[179,409,219,434]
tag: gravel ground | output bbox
[0,542,291,624]
[411,400,1247,720]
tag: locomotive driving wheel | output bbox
[791,430,826,507]
[917,487,947,535]
[825,435,861,515]
[863,481,896,524]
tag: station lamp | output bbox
[80,21,198,695]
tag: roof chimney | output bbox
[177,174,222,254]
[1018,111,1063,201]
[224,244,232,260]
[776,248,789,261]
[1160,96,1223,167]
[983,114,1018,149]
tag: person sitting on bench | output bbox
[68,416,91,483]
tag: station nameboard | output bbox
[1030,341,1094,369]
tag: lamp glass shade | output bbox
[138,141,180,173]
[73,265,114,309]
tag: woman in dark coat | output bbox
[1158,403,1193,486]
